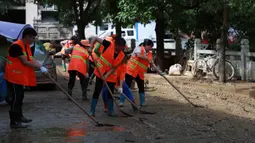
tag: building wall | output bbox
[25,2,38,26]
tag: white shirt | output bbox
[131,46,148,56]
[60,40,68,47]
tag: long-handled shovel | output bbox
[151,63,203,108]
[90,52,133,117]
[46,72,114,126]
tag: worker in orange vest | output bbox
[89,35,126,117]
[65,39,91,101]
[125,39,154,107]
[60,37,75,72]
[88,35,117,85]
[88,42,103,85]
[102,59,137,112]
[4,28,48,128]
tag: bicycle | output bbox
[192,54,235,80]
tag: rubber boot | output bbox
[89,99,98,116]
[9,112,28,129]
[107,99,117,117]
[20,112,32,123]
[119,94,125,107]
[102,86,108,112]
[62,62,66,72]
[67,89,72,101]
[139,93,146,107]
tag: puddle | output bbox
[41,127,66,137]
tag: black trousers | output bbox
[88,61,95,77]
[68,70,89,97]
[92,76,115,99]
[7,81,24,115]
[125,73,144,94]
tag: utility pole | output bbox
[219,0,228,83]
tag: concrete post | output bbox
[241,39,250,80]
[194,39,201,60]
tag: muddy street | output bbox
[0,69,255,143]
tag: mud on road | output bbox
[0,71,255,143]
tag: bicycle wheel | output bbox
[192,59,207,76]
[213,60,235,80]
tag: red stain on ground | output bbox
[112,126,125,132]
[66,122,125,141]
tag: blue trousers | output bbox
[102,81,134,104]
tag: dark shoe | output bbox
[10,121,28,128]
[20,117,32,123]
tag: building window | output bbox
[127,30,134,36]
[100,24,108,31]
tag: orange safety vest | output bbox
[94,40,125,83]
[126,46,152,80]
[4,40,36,86]
[61,40,73,56]
[115,64,127,88]
[89,43,104,62]
[68,44,89,76]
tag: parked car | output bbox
[32,40,57,89]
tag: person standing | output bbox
[60,37,75,72]
[4,28,48,128]
[89,36,126,117]
[65,39,90,101]
[125,39,153,107]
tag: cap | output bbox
[80,40,91,47]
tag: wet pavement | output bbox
[0,65,255,142]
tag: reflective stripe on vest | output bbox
[12,70,22,74]
[22,52,33,60]
[75,47,89,56]
[71,55,87,64]
[130,58,148,70]
[97,61,103,68]
[99,55,112,68]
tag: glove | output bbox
[118,87,123,93]
[40,66,48,73]
[86,73,89,78]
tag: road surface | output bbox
[0,69,254,143]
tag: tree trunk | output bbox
[77,21,86,39]
[115,21,122,37]
[175,32,182,63]
[155,17,165,71]
[219,0,228,83]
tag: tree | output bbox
[43,0,102,39]
[118,0,200,70]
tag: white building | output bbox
[3,1,72,41]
